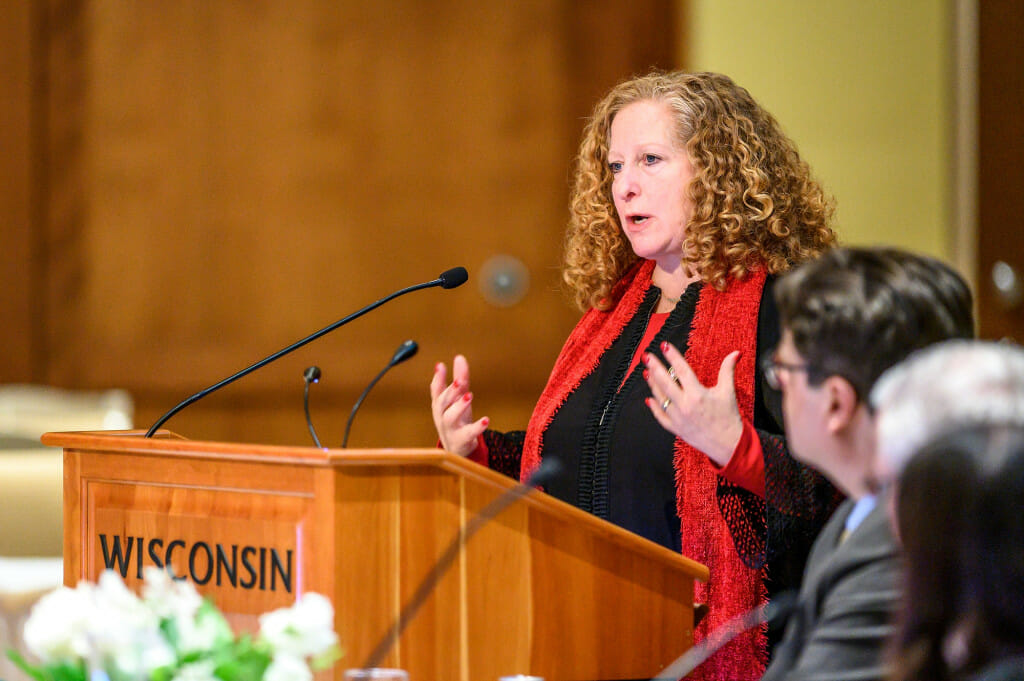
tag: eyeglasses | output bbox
[761,357,812,391]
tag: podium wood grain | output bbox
[48,430,707,681]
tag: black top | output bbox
[481,272,840,648]
[542,278,783,552]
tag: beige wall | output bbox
[684,0,953,260]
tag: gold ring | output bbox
[661,397,672,411]
[668,366,682,387]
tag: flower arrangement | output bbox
[7,568,341,681]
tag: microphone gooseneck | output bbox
[144,268,468,438]
[303,366,323,449]
[341,340,418,448]
[360,456,562,670]
[648,589,799,680]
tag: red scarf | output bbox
[521,259,767,681]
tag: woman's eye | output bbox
[608,161,623,173]
[643,154,660,165]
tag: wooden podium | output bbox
[45,430,708,681]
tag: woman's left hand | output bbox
[643,341,744,467]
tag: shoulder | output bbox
[967,658,1024,681]
[813,502,901,601]
[803,500,853,568]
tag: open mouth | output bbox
[629,215,650,225]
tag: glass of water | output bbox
[343,669,409,681]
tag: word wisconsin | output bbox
[98,534,293,593]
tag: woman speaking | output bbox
[430,71,840,680]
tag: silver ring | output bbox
[661,397,672,411]
[668,366,682,387]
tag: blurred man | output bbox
[872,338,1024,480]
[760,247,973,681]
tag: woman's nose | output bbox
[614,168,639,201]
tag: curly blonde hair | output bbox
[564,71,837,310]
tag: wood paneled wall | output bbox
[2,0,677,447]
[1,2,40,382]
[978,0,1024,342]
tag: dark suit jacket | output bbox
[967,658,1024,681]
[761,496,901,681]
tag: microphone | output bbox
[360,456,563,670]
[648,590,799,680]
[438,266,468,289]
[341,340,418,448]
[303,366,323,449]
[144,267,468,437]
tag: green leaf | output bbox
[1,652,86,681]
[195,600,234,647]
[5,649,47,681]
[310,645,344,671]
[149,666,174,681]
[45,661,87,681]
[158,616,180,650]
[212,648,270,681]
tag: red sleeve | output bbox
[466,434,489,466]
[438,434,489,466]
[715,419,765,497]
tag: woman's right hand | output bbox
[430,354,490,457]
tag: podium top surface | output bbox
[46,430,709,581]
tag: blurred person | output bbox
[868,340,1024,681]
[872,339,1024,482]
[893,423,1024,681]
[753,247,974,681]
[431,70,840,679]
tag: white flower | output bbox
[142,567,231,656]
[104,627,176,679]
[175,600,233,655]
[142,566,202,620]
[263,654,313,681]
[134,632,178,674]
[90,571,172,677]
[22,571,175,677]
[19,571,341,681]
[171,659,219,681]
[22,582,97,661]
[258,592,338,659]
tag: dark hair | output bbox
[892,424,1024,681]
[774,247,974,399]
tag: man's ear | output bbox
[822,375,861,435]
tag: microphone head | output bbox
[303,366,322,384]
[389,340,419,366]
[763,590,798,626]
[438,266,469,289]
[525,456,563,489]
